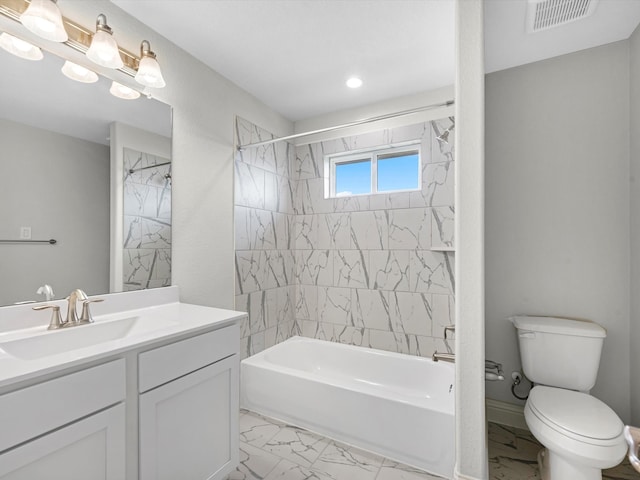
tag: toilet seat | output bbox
[525,386,626,470]
[527,386,623,445]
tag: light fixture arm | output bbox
[95,13,113,35]
[0,0,166,86]
[140,39,156,59]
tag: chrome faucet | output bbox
[432,352,455,363]
[65,289,88,326]
[33,289,104,330]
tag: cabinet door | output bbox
[139,355,239,480]
[0,403,125,480]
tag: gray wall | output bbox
[0,119,110,305]
[485,41,631,422]
[630,24,640,426]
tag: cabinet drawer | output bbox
[138,324,239,393]
[0,359,125,452]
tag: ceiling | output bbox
[2,0,640,145]
[112,0,640,123]
[111,0,456,122]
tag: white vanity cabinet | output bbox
[0,290,244,480]
[0,360,127,480]
[138,324,239,480]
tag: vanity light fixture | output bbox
[134,40,165,88]
[109,80,140,100]
[19,0,67,42]
[0,0,168,88]
[86,14,123,69]
[346,77,363,89]
[0,32,43,61]
[61,60,98,83]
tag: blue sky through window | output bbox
[335,160,371,196]
[377,153,419,192]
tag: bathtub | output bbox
[240,336,455,478]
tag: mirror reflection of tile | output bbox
[123,148,172,291]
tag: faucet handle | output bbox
[444,325,455,339]
[33,305,65,330]
[79,298,104,324]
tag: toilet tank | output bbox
[510,316,606,392]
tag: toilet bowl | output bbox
[511,316,627,480]
[524,386,626,480]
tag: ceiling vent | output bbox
[527,0,599,33]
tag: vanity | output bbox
[0,286,244,480]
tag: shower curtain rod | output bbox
[128,161,171,174]
[237,99,454,151]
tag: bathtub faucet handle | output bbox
[444,325,455,339]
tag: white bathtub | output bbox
[240,336,455,478]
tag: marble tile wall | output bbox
[234,117,456,359]
[293,118,456,356]
[123,148,172,291]
[235,118,297,358]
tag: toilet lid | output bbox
[528,386,623,440]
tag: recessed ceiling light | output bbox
[346,77,363,89]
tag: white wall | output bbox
[485,41,631,422]
[294,88,454,145]
[49,1,294,309]
[630,24,640,426]
[0,119,110,305]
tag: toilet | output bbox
[511,315,627,480]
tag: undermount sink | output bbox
[0,315,179,360]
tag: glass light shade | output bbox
[87,30,123,69]
[0,33,43,61]
[110,81,140,100]
[20,0,68,42]
[135,55,166,88]
[61,61,98,83]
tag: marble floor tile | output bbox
[263,459,336,480]
[230,413,637,480]
[227,411,448,480]
[310,441,383,480]
[603,462,640,480]
[377,459,444,480]
[488,422,638,480]
[240,412,284,448]
[262,425,331,468]
[228,442,282,480]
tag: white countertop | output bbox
[0,287,247,389]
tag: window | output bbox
[326,143,421,198]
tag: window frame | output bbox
[325,141,422,198]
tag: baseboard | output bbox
[453,467,483,480]
[485,398,528,431]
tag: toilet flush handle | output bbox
[518,331,536,339]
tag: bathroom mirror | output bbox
[0,42,172,307]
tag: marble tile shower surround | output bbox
[235,118,297,358]
[123,148,172,291]
[234,116,456,359]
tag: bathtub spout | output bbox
[432,351,455,363]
